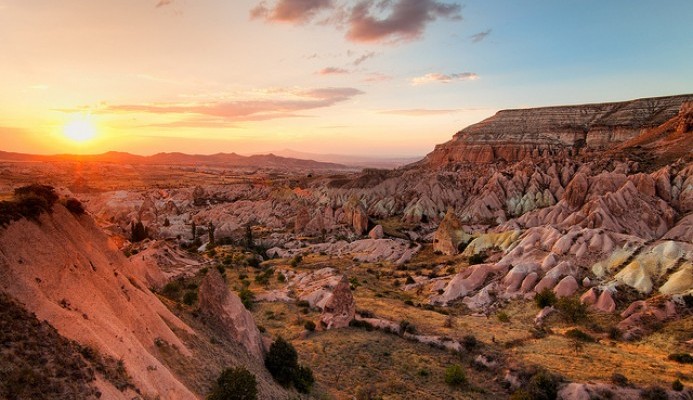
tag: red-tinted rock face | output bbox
[423,95,693,167]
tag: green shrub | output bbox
[277,273,286,283]
[565,329,595,342]
[468,253,486,265]
[497,312,510,323]
[265,337,298,387]
[399,320,416,335]
[534,288,557,309]
[239,288,254,310]
[672,379,684,392]
[304,321,316,332]
[290,255,302,268]
[462,335,479,351]
[640,386,668,400]
[207,367,258,400]
[161,281,182,300]
[182,291,197,306]
[611,373,629,387]
[444,364,467,387]
[405,275,415,285]
[264,337,314,393]
[293,365,315,394]
[64,198,86,214]
[524,370,560,400]
[668,353,693,364]
[556,296,588,323]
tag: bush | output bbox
[405,275,415,285]
[534,288,557,309]
[524,370,560,400]
[672,379,684,392]
[444,364,467,387]
[265,337,298,387]
[468,253,486,265]
[207,367,258,400]
[161,281,182,300]
[668,353,693,364]
[565,329,595,342]
[462,335,479,351]
[293,365,315,394]
[264,337,314,393]
[64,198,86,215]
[611,373,629,387]
[304,321,316,332]
[640,386,668,400]
[290,255,302,268]
[239,288,254,310]
[0,184,60,226]
[182,291,197,306]
[556,296,588,323]
[497,312,510,323]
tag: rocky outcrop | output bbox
[320,276,355,329]
[422,94,693,166]
[198,269,264,359]
[0,205,196,399]
[433,209,470,255]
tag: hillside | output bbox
[0,190,290,399]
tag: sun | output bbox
[63,116,97,143]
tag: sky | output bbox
[0,0,692,157]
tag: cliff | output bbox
[422,94,693,165]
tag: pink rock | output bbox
[593,290,616,313]
[533,276,557,293]
[553,276,578,298]
[579,288,598,306]
[368,224,384,240]
[520,272,539,293]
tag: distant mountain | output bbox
[0,150,354,171]
[253,149,422,169]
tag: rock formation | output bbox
[432,209,471,255]
[320,276,356,329]
[421,94,693,166]
[198,269,265,359]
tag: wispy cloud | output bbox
[470,29,491,43]
[410,72,478,85]
[352,51,377,65]
[317,67,350,75]
[250,0,333,23]
[362,72,392,82]
[155,0,173,8]
[250,0,462,44]
[62,87,364,122]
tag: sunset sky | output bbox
[1,0,692,157]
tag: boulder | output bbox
[368,224,384,240]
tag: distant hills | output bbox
[0,150,358,171]
[253,149,422,169]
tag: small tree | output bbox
[207,367,258,400]
[208,221,216,246]
[444,364,467,387]
[131,221,147,243]
[191,221,197,240]
[265,337,299,387]
[556,296,588,323]
[534,288,557,309]
[244,223,254,250]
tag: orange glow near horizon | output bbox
[63,115,98,143]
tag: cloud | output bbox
[73,87,364,122]
[250,0,333,23]
[470,29,491,43]
[362,72,392,82]
[410,72,478,85]
[155,0,173,8]
[346,0,462,43]
[250,0,461,43]
[379,108,461,116]
[352,51,377,65]
[317,67,350,75]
